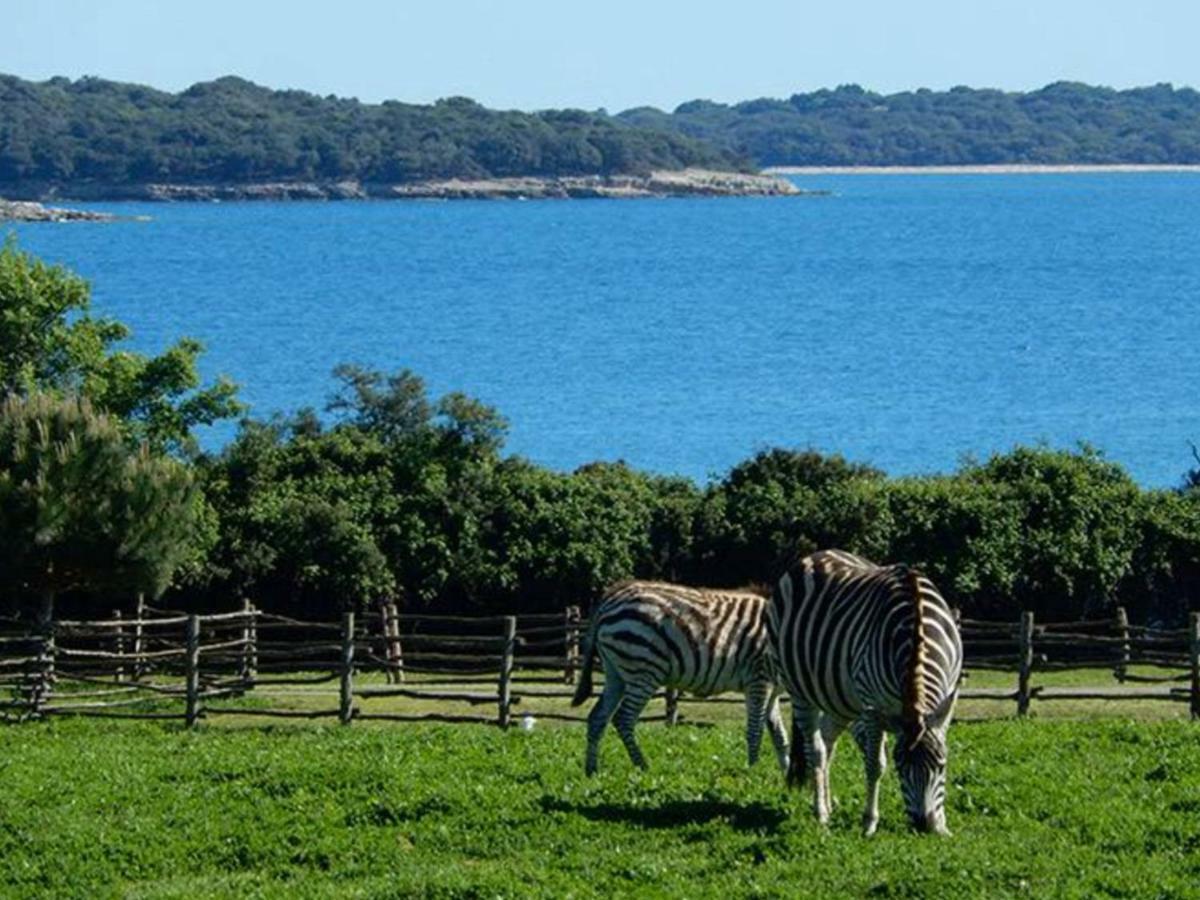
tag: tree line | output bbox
[2,239,1198,626]
[617,81,1200,166]
[8,75,1200,193]
[0,74,742,188]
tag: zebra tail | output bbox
[570,623,599,707]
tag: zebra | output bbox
[767,549,962,835]
[570,580,789,776]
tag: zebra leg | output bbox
[766,690,790,774]
[584,672,625,776]
[851,716,887,836]
[791,705,833,824]
[613,685,656,771]
[743,681,772,767]
[819,715,849,817]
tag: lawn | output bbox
[1,715,1199,898]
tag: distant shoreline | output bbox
[0,199,131,223]
[2,170,807,204]
[767,164,1200,175]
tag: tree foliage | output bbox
[0,393,204,621]
[0,237,242,455]
[689,449,892,587]
[0,74,742,188]
[618,82,1200,166]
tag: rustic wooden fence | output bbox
[958,610,1200,716]
[2,604,1198,727]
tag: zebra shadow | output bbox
[539,796,786,832]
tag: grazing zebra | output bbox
[571,580,789,776]
[768,549,963,835]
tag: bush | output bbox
[961,446,1143,620]
[1120,489,1200,623]
[690,449,891,587]
[884,475,1023,617]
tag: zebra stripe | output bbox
[768,549,963,835]
[571,580,789,776]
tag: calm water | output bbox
[11,173,1200,486]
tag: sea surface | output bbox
[10,173,1200,487]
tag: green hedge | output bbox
[177,372,1200,625]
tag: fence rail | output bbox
[2,601,1198,727]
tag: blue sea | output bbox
[10,173,1200,487]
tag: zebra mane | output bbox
[902,566,929,747]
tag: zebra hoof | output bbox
[862,818,879,837]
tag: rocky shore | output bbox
[9,169,812,203]
[0,199,122,222]
[384,169,808,200]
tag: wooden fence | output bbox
[1,603,1198,727]
[957,610,1200,716]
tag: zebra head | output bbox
[893,728,950,835]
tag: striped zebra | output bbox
[570,580,789,776]
[768,549,963,835]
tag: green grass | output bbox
[2,716,1199,898]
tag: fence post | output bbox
[665,688,680,726]
[113,609,126,683]
[132,593,146,680]
[1115,607,1130,683]
[378,601,394,685]
[239,598,257,688]
[380,601,403,684]
[1017,611,1035,717]
[498,615,516,729]
[339,611,356,725]
[388,602,404,684]
[31,626,55,717]
[564,605,581,684]
[1189,611,1200,721]
[185,615,201,728]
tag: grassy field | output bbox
[2,714,1199,898]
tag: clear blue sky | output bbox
[4,0,1198,111]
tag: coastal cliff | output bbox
[12,169,808,203]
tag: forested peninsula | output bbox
[5,75,1200,203]
[618,82,1200,167]
[0,73,764,201]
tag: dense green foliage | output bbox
[0,73,741,188]
[0,239,241,455]
[2,717,1198,897]
[8,75,1200,192]
[618,81,1200,166]
[0,239,237,614]
[179,361,1200,625]
[0,393,205,622]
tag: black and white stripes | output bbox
[571,580,788,776]
[768,549,963,834]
